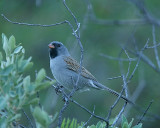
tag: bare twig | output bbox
[71,99,108,123]
[1,14,68,27]
[22,109,34,128]
[152,25,160,69]
[106,82,126,128]
[100,53,137,62]
[107,75,122,80]
[146,43,160,49]
[12,121,26,128]
[112,102,127,127]
[85,0,150,26]
[58,98,69,128]
[81,106,95,128]
[111,75,128,127]
[126,0,160,26]
[137,100,153,125]
[62,0,84,91]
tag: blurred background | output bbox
[0,0,160,127]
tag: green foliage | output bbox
[0,34,56,127]
[32,106,58,128]
[60,115,142,128]
[121,115,142,128]
[60,118,84,128]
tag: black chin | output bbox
[49,48,57,59]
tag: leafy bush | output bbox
[0,34,55,127]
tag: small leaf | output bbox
[128,118,134,128]
[35,81,55,91]
[2,33,10,56]
[14,46,23,54]
[66,118,70,128]
[8,113,21,122]
[33,107,51,127]
[0,95,9,109]
[122,122,129,128]
[0,117,7,128]
[24,98,39,106]
[23,76,31,93]
[8,35,16,52]
[70,118,76,128]
[121,115,128,127]
[61,118,66,128]
[96,121,103,128]
[9,91,17,98]
[23,62,33,72]
[89,125,96,128]
[36,69,46,83]
[0,64,13,76]
[22,48,25,53]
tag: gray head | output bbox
[48,41,70,59]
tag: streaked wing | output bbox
[63,56,97,81]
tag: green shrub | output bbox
[0,34,56,127]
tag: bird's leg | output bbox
[55,83,64,94]
[62,94,70,103]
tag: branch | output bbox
[22,109,34,128]
[100,53,137,62]
[106,82,126,127]
[82,106,95,128]
[137,100,153,125]
[126,0,160,26]
[152,25,160,69]
[1,14,68,27]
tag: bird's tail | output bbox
[93,81,134,105]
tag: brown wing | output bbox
[63,56,97,81]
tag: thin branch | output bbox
[85,0,149,26]
[90,18,148,26]
[107,75,122,80]
[127,48,160,73]
[123,49,132,80]
[22,109,34,128]
[152,25,160,69]
[146,43,160,49]
[126,0,160,26]
[81,106,95,128]
[111,75,128,127]
[62,0,84,90]
[70,99,108,123]
[1,14,67,27]
[106,82,126,128]
[111,102,127,127]
[12,121,26,128]
[100,53,137,62]
[58,99,69,128]
[137,100,153,125]
[45,76,56,88]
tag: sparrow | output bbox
[48,41,133,104]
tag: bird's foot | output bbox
[55,85,63,94]
[62,95,70,103]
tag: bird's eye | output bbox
[57,44,61,47]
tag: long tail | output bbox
[93,81,135,105]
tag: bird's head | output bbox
[48,41,70,59]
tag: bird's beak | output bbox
[48,44,55,48]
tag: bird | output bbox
[48,41,133,104]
